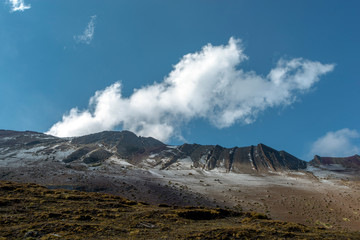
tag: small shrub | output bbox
[176,208,241,220]
[158,203,170,208]
[246,212,269,219]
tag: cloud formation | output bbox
[8,0,30,12]
[309,128,360,157]
[74,15,97,44]
[47,38,334,141]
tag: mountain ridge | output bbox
[1,129,358,173]
[0,129,308,173]
[310,154,360,172]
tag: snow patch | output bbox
[289,171,306,176]
[307,165,352,180]
[53,149,75,161]
[108,157,133,166]
[0,137,14,141]
[166,145,178,149]
[149,153,159,158]
[167,157,193,170]
[199,155,207,165]
[248,153,255,170]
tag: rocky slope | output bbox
[0,129,306,174]
[310,155,360,172]
[1,129,360,232]
[3,180,360,239]
[158,143,307,173]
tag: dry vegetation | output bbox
[1,181,359,239]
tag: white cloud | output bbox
[74,15,97,44]
[309,129,360,158]
[8,0,31,12]
[47,38,334,141]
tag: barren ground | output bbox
[1,180,360,240]
[1,157,359,232]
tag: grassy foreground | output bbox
[0,180,359,240]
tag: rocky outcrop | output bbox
[157,143,307,173]
[310,154,360,171]
[72,130,166,160]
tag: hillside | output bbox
[1,180,359,240]
[1,130,360,232]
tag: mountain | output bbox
[1,129,360,232]
[0,129,306,174]
[310,154,360,172]
[64,130,166,164]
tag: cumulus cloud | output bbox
[8,0,31,12]
[47,38,334,141]
[309,128,360,157]
[74,15,97,44]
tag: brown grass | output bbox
[0,180,359,239]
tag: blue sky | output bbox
[1,0,359,159]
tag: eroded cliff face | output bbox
[143,142,307,174]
